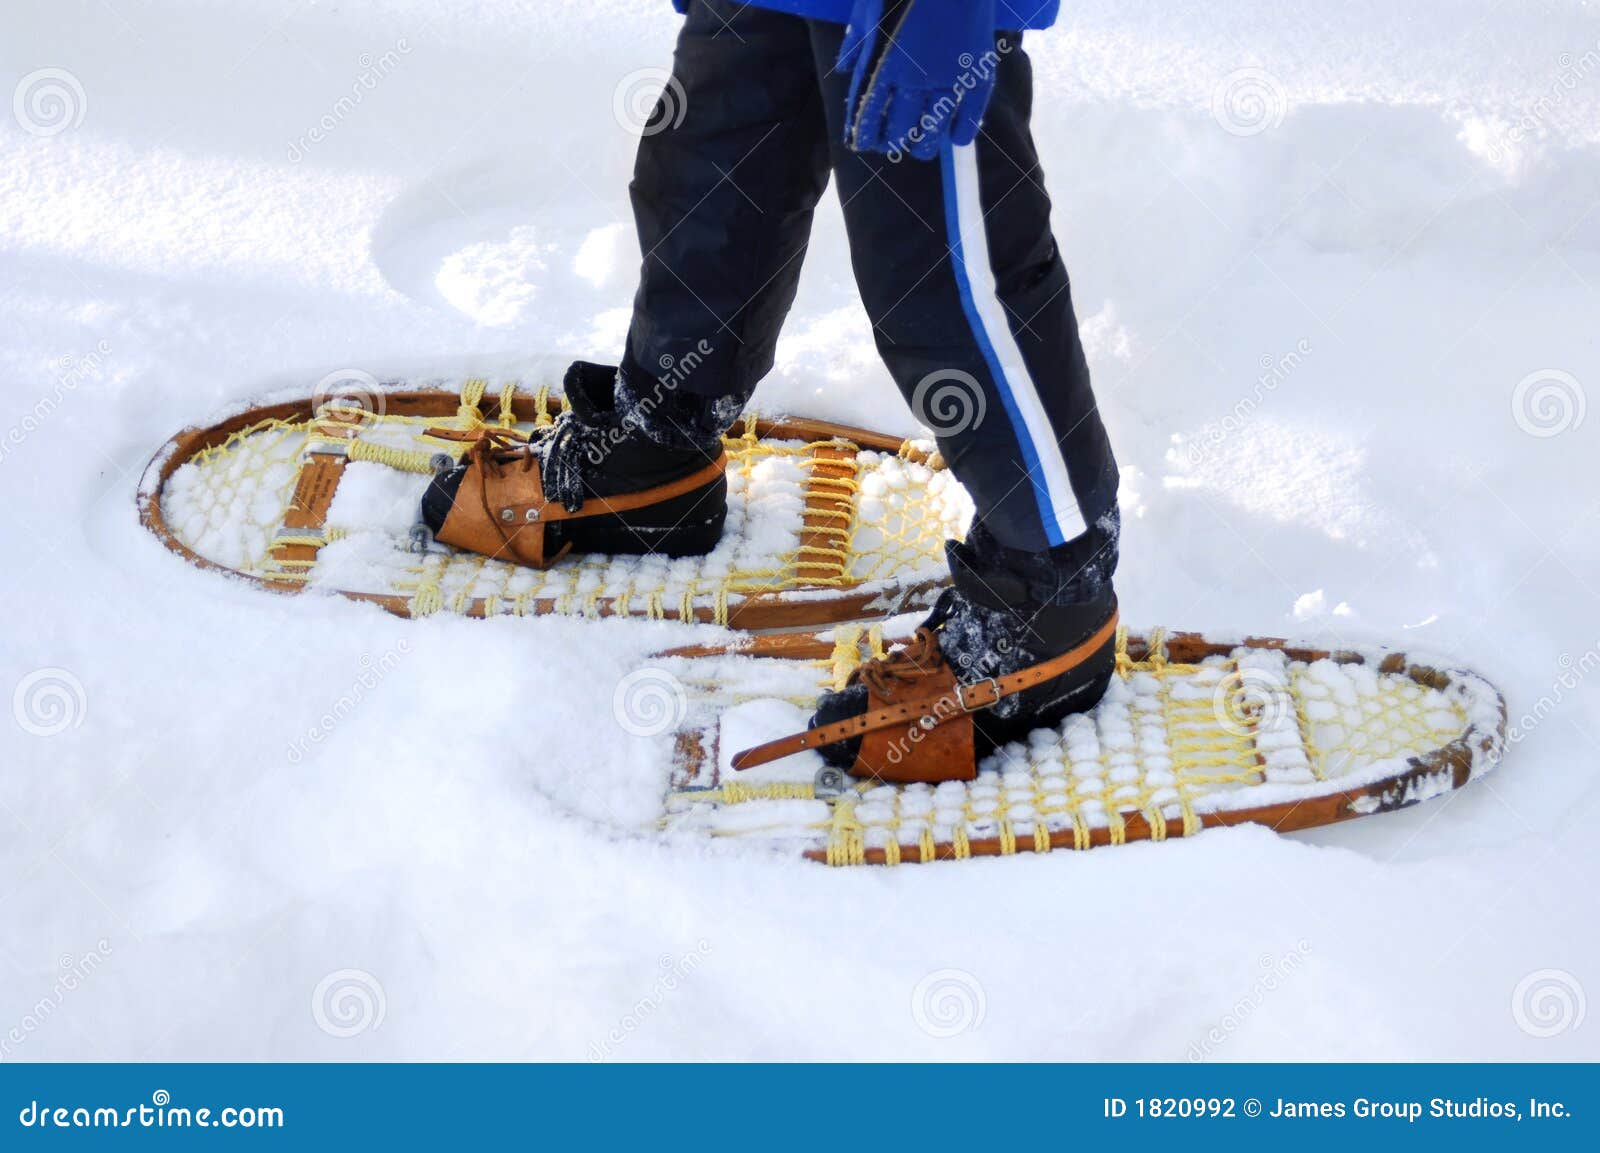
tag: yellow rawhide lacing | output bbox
[457,378,487,426]
[346,440,437,473]
[162,380,960,624]
[684,779,817,805]
[679,628,1472,866]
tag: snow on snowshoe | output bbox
[138,377,970,629]
[652,625,1507,865]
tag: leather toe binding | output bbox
[424,425,727,569]
[734,607,1120,785]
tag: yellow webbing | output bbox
[709,780,815,805]
[825,796,866,867]
[457,378,487,426]
[347,440,436,474]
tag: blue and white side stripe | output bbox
[940,141,1085,546]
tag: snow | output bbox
[3,0,1599,1062]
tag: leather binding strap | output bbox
[499,455,727,524]
[426,426,727,522]
[731,609,1119,772]
[427,424,726,569]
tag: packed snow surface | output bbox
[2,0,1598,1060]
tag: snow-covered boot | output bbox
[732,522,1119,783]
[419,361,728,568]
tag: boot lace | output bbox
[439,412,607,515]
[851,588,963,700]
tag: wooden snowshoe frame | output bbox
[138,383,960,630]
[661,627,1508,865]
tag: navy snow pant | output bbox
[618,0,1119,589]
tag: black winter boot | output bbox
[811,512,1120,770]
[420,361,728,562]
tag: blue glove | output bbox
[838,0,998,160]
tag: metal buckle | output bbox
[957,678,999,712]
